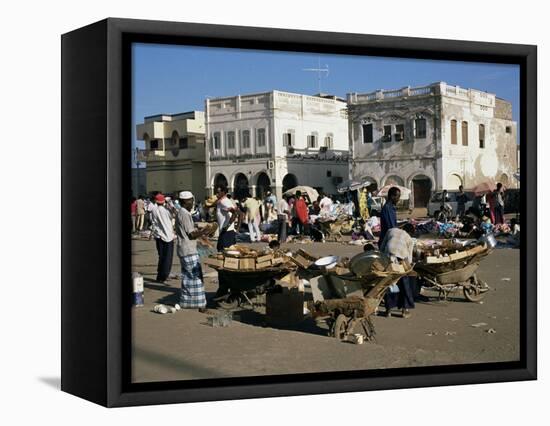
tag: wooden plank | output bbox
[256,253,274,264]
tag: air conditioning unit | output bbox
[267,160,275,170]
[320,146,328,153]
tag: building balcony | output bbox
[285,146,350,162]
[209,152,272,162]
[347,82,496,106]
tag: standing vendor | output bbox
[176,191,209,311]
[494,182,505,224]
[215,185,238,298]
[381,223,416,319]
[149,193,175,284]
[379,186,400,243]
[215,186,237,251]
[456,185,469,217]
[294,190,309,235]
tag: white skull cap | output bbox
[179,191,194,200]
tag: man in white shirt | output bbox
[215,186,237,251]
[214,185,238,298]
[176,191,209,310]
[149,193,175,283]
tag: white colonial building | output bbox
[347,82,518,207]
[205,90,350,200]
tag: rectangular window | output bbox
[479,124,485,149]
[179,137,188,149]
[462,121,468,146]
[324,135,333,149]
[242,130,250,149]
[395,124,404,141]
[307,135,317,148]
[150,139,159,150]
[451,120,457,145]
[213,132,221,150]
[414,118,427,139]
[362,124,373,143]
[257,128,266,147]
[227,131,235,150]
[382,125,392,142]
[506,126,512,134]
[283,133,292,147]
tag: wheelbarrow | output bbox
[213,267,294,310]
[307,264,412,342]
[414,243,491,302]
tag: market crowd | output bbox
[131,180,517,316]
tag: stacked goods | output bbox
[414,239,489,273]
[203,245,294,271]
[415,240,486,262]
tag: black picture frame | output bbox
[61,17,537,407]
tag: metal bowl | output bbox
[349,250,390,277]
[314,256,339,269]
[478,233,497,249]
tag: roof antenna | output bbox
[302,57,329,94]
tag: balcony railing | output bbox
[209,152,272,162]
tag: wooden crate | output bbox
[239,258,256,270]
[256,261,272,269]
[203,257,224,268]
[223,257,240,270]
[256,253,274,264]
[290,254,312,269]
[271,257,285,266]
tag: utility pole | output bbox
[302,57,329,93]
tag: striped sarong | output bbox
[179,254,206,308]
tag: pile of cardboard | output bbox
[415,240,487,265]
[203,245,291,271]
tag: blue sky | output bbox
[132,43,520,151]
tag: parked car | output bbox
[427,191,474,218]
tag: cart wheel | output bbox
[361,316,377,342]
[463,277,486,302]
[217,294,240,310]
[332,314,348,340]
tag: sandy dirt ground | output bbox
[131,239,519,383]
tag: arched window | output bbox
[450,120,457,145]
[414,118,427,139]
[462,121,468,146]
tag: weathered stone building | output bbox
[205,90,349,200]
[135,111,206,200]
[347,82,518,207]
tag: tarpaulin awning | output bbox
[337,179,371,193]
[283,186,319,202]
